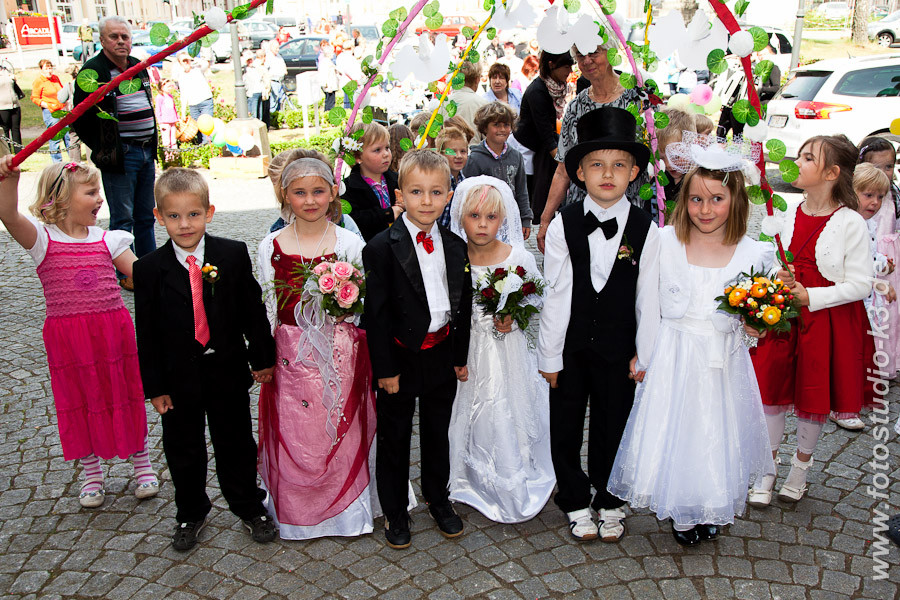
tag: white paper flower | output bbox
[761,215,783,237]
[743,120,768,143]
[648,9,729,71]
[203,7,227,32]
[490,0,536,31]
[729,30,754,58]
[537,5,605,56]
[390,34,452,83]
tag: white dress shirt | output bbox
[537,196,661,373]
[173,237,206,272]
[403,215,451,332]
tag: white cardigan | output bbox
[257,225,365,333]
[777,199,872,312]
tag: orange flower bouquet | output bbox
[714,268,800,334]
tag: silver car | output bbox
[869,10,900,47]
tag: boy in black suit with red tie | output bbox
[134,168,277,552]
[363,150,472,549]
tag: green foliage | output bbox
[772,193,788,211]
[749,27,769,52]
[467,49,480,64]
[451,72,465,90]
[748,185,768,205]
[382,19,399,38]
[423,1,440,17]
[149,23,169,45]
[639,182,653,200]
[200,31,219,47]
[598,0,616,15]
[51,126,70,141]
[399,137,413,151]
[462,26,474,38]
[160,142,222,169]
[268,129,343,160]
[779,159,799,183]
[619,72,636,89]
[607,47,622,67]
[96,109,117,121]
[342,80,357,98]
[486,27,496,40]
[50,109,68,118]
[118,79,141,95]
[76,69,101,93]
[766,139,786,162]
[426,14,443,30]
[231,3,254,20]
[735,0,749,16]
[187,41,201,58]
[732,99,753,124]
[706,49,727,74]
[266,0,274,14]
[362,106,374,124]
[657,171,670,186]
[753,59,774,82]
[327,107,347,126]
[389,7,408,21]
[653,111,669,129]
[445,99,458,118]
[564,0,581,12]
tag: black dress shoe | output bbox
[888,514,900,547]
[671,524,701,547]
[385,515,411,549]
[172,516,207,551]
[243,514,277,543]
[696,524,719,541]
[429,502,464,538]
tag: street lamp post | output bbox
[789,0,805,73]
[230,0,249,118]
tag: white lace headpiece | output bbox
[449,175,525,248]
[665,131,762,185]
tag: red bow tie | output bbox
[416,230,434,254]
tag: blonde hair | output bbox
[408,112,435,148]
[389,123,412,172]
[349,121,389,159]
[473,101,516,135]
[154,167,210,211]
[30,162,101,224]
[671,167,749,246]
[397,149,451,190]
[854,162,891,196]
[459,60,482,87]
[693,114,715,136]
[268,148,329,206]
[445,115,475,143]
[435,127,468,154]
[657,107,697,152]
[461,183,505,219]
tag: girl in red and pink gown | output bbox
[256,156,377,539]
[748,135,874,507]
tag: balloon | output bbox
[667,93,690,109]
[704,94,723,115]
[212,118,225,136]
[891,118,900,136]
[226,143,243,155]
[238,134,255,152]
[690,83,713,106]
[196,114,215,135]
[213,131,226,147]
[224,127,240,147]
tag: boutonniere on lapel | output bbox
[200,263,219,295]
[617,235,637,266]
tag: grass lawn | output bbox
[800,37,898,62]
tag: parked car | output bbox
[817,1,851,21]
[131,26,193,64]
[345,24,379,43]
[414,15,479,38]
[243,20,279,49]
[279,35,329,92]
[65,22,98,59]
[869,10,900,47]
[263,15,300,38]
[765,54,900,160]
[209,24,251,62]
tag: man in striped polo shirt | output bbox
[72,15,158,291]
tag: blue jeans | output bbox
[189,98,214,143]
[269,81,286,112]
[42,108,70,163]
[102,143,157,271]
[248,92,262,120]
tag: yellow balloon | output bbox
[196,114,215,135]
[891,118,900,136]
[224,127,240,147]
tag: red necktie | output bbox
[416,230,434,254]
[186,256,211,346]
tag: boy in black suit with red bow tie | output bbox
[134,168,277,552]
[537,107,660,543]
[363,150,472,549]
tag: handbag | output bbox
[13,81,23,100]
[175,115,198,143]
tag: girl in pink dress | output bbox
[154,79,179,157]
[256,156,377,539]
[0,158,156,508]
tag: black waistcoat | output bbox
[561,201,651,363]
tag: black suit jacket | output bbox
[133,235,276,400]
[515,77,559,156]
[342,166,400,242]
[362,219,472,381]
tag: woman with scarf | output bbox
[514,51,573,227]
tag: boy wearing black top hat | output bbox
[537,106,660,542]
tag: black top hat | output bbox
[564,106,651,189]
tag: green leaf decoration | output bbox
[341,199,352,214]
[639,183,653,200]
[483,0,494,10]
[657,171,670,186]
[399,137,413,151]
[423,1,438,17]
[427,81,439,94]
[167,34,177,45]
[344,154,356,167]
[417,125,426,138]
[766,139,787,162]
[735,0,750,16]
[748,185,767,205]
[118,79,142,95]
[462,26,474,38]
[426,14,443,30]
[149,22,170,45]
[732,99,753,124]
[50,109,68,118]
[187,41,201,57]
[443,148,456,156]
[446,99,458,118]
[564,0,581,13]
[201,31,219,47]
[654,112,670,129]
[706,48,727,74]
[745,109,760,127]
[772,194,788,211]
[779,159,799,183]
[619,72,636,89]
[231,3,253,20]
[373,74,384,86]
[389,7,408,21]
[76,69,101,93]
[327,107,347,126]
[665,199,676,214]
[382,19,398,38]
[96,109,117,121]
[468,49,480,64]
[428,119,442,138]
[645,78,660,95]
[486,27,497,40]
[343,80,357,97]
[451,72,465,90]
[362,105,374,124]
[759,233,774,242]
[351,128,365,140]
[598,0,616,15]
[625,102,640,117]
[753,59,774,81]
[52,126,70,141]
[607,47,622,67]
[784,250,794,263]
[266,0,274,14]
[749,27,769,52]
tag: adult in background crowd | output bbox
[483,63,522,112]
[78,19,95,61]
[244,52,269,122]
[266,41,288,112]
[536,39,654,252]
[512,55,539,93]
[72,15,158,291]
[449,60,488,142]
[515,51,573,227]
[316,40,339,111]
[336,39,362,109]
[31,60,71,164]
[175,51,214,144]
[0,63,21,150]
[498,41,523,77]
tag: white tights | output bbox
[764,411,825,466]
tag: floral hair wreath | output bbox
[665,131,761,186]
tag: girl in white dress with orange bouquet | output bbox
[447,176,555,523]
[607,139,773,546]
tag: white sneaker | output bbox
[830,416,865,431]
[566,509,598,541]
[778,454,813,502]
[598,508,626,542]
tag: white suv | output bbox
[765,54,900,160]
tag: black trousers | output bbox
[0,107,21,146]
[549,348,636,513]
[375,340,457,525]
[717,106,745,139]
[161,360,266,523]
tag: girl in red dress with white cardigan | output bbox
[749,135,873,507]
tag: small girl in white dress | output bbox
[607,144,774,546]
[447,175,555,523]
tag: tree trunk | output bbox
[852,0,870,44]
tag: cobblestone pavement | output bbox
[1,174,900,599]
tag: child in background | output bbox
[408,112,435,149]
[435,127,470,227]
[389,123,413,172]
[464,101,532,238]
[447,176,555,523]
[256,157,375,540]
[859,137,900,218]
[0,158,157,508]
[446,115,476,144]
[341,122,400,241]
[656,107,697,206]
[154,79,179,159]
[693,114,715,137]
[749,135,873,507]
[609,148,774,546]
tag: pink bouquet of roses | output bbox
[278,257,366,320]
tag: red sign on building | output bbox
[13,17,61,46]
